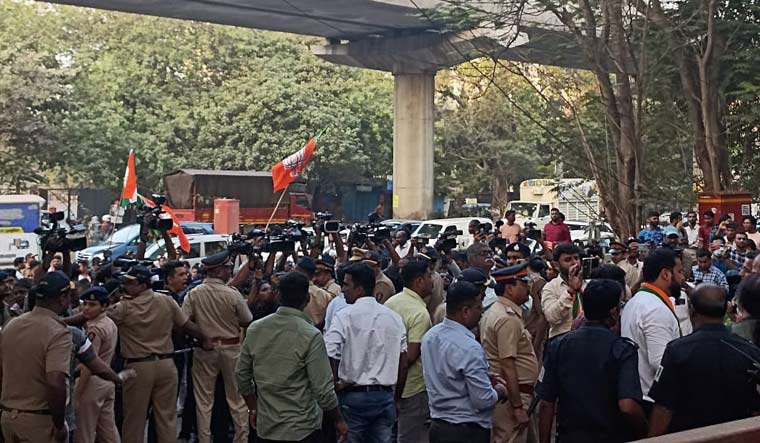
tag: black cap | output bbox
[35,271,73,299]
[505,242,530,258]
[80,286,110,304]
[0,271,8,281]
[201,251,232,269]
[493,256,508,269]
[297,257,317,274]
[120,265,152,283]
[459,268,490,287]
[417,246,439,262]
[492,263,530,283]
[363,252,383,266]
[316,256,335,272]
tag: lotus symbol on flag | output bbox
[283,148,307,177]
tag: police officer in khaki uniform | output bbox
[314,257,341,298]
[296,257,333,330]
[182,251,253,443]
[0,271,72,443]
[480,264,539,443]
[75,286,120,443]
[109,266,212,443]
[363,252,396,304]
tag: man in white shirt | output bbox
[621,248,683,413]
[324,262,408,443]
[684,211,700,248]
[394,230,413,260]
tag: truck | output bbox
[0,195,45,265]
[505,178,601,227]
[164,169,313,225]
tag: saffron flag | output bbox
[272,132,322,192]
[120,150,137,207]
[138,194,191,254]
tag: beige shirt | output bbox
[323,279,341,299]
[426,271,445,320]
[304,283,332,327]
[618,260,642,290]
[108,289,188,358]
[480,297,538,386]
[0,307,72,410]
[525,272,548,346]
[80,312,118,390]
[374,273,397,304]
[541,276,575,339]
[182,278,252,339]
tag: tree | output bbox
[0,2,71,192]
[435,62,555,214]
[0,3,394,194]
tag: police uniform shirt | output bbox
[536,323,642,442]
[304,283,332,327]
[323,279,341,299]
[67,326,97,430]
[182,278,252,339]
[480,296,539,386]
[374,272,397,304]
[0,307,72,411]
[108,288,189,358]
[648,324,760,433]
[426,271,445,319]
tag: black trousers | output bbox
[256,430,322,443]
[429,419,490,443]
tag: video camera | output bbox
[230,221,309,255]
[138,194,173,231]
[524,222,542,241]
[34,211,87,252]
[438,227,463,251]
[350,223,392,244]
[314,211,341,234]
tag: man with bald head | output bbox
[648,284,760,436]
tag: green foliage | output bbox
[0,1,393,193]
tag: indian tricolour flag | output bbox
[120,150,137,207]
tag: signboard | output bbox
[392,194,399,209]
[0,203,41,232]
[465,198,478,205]
[0,233,40,265]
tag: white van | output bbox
[144,234,230,267]
[411,217,493,250]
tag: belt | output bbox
[518,384,534,395]
[212,337,240,345]
[0,406,51,415]
[341,385,393,393]
[124,353,174,364]
[432,418,488,431]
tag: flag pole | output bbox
[265,186,289,230]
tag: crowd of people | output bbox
[2,207,760,443]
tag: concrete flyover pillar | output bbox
[393,72,435,220]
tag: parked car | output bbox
[76,224,142,264]
[380,219,422,236]
[411,217,492,250]
[76,222,216,264]
[566,220,616,245]
[179,222,214,235]
[144,234,230,267]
